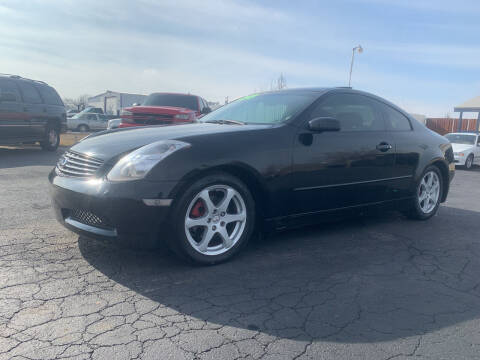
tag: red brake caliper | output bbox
[190,199,205,218]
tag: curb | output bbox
[60,132,89,147]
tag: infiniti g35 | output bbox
[49,88,455,264]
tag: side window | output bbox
[204,99,211,111]
[382,104,412,131]
[0,79,21,102]
[477,136,480,145]
[17,82,42,104]
[36,85,63,105]
[311,93,385,131]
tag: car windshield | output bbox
[445,134,476,145]
[200,93,317,125]
[142,94,198,110]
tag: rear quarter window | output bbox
[382,104,412,131]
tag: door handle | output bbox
[376,142,392,152]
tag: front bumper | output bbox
[454,155,466,165]
[49,170,178,247]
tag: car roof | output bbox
[250,87,411,116]
[256,87,389,99]
[148,92,201,98]
[0,73,49,87]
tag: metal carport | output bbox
[454,96,480,132]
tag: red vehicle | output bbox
[119,92,211,128]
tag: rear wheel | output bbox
[465,154,474,169]
[403,165,443,220]
[40,124,60,151]
[77,124,89,132]
[168,173,255,265]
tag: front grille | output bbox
[132,114,174,125]
[67,209,113,230]
[56,151,104,178]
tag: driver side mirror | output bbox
[201,107,211,114]
[308,117,341,132]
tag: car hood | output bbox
[451,143,474,153]
[125,105,194,114]
[70,123,270,161]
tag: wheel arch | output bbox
[430,159,449,203]
[46,117,61,132]
[170,163,269,219]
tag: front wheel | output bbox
[465,154,474,169]
[168,173,255,265]
[404,165,443,220]
[40,125,60,151]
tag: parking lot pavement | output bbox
[2,147,480,360]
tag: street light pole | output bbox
[348,45,363,87]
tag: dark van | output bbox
[0,74,66,151]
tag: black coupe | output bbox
[49,88,455,264]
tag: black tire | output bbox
[77,124,89,132]
[403,165,443,220]
[40,124,60,151]
[167,172,256,265]
[465,154,474,169]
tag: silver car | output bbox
[107,118,122,130]
[67,113,109,132]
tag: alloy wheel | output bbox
[466,155,473,169]
[417,171,440,214]
[184,185,247,256]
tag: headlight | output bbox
[107,140,190,181]
[174,114,190,120]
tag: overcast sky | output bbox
[1,0,479,116]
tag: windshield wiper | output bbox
[204,119,245,125]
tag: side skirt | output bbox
[263,197,414,232]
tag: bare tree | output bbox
[63,94,90,111]
[269,73,287,91]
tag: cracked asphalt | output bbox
[1,146,480,360]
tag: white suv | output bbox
[445,132,480,169]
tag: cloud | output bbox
[0,0,478,117]
[348,0,480,14]
[369,43,480,69]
